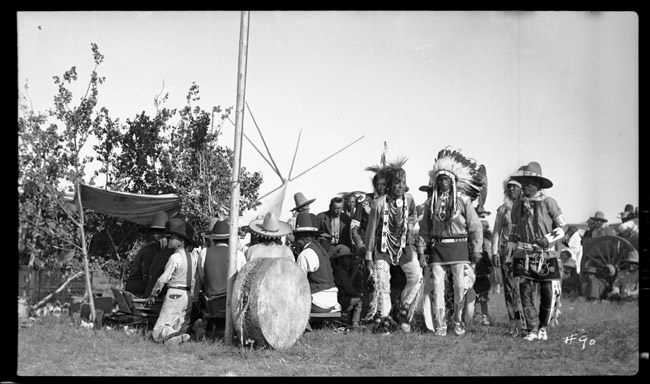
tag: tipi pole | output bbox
[245,102,284,180]
[225,10,250,345]
[289,135,365,182]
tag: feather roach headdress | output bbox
[365,156,409,194]
[382,156,409,193]
[428,147,484,220]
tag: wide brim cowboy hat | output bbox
[509,161,553,189]
[165,218,198,247]
[589,211,608,222]
[617,204,635,219]
[203,219,230,240]
[248,212,292,238]
[290,192,316,212]
[200,217,220,236]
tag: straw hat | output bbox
[165,218,198,247]
[585,266,597,274]
[509,161,553,189]
[248,212,292,238]
[203,219,230,240]
[589,211,608,222]
[290,192,316,212]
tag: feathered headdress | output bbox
[381,156,409,193]
[365,156,409,193]
[428,147,484,220]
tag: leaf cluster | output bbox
[18,44,263,287]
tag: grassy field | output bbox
[14,295,642,377]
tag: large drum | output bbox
[231,257,311,350]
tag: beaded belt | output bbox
[517,242,552,253]
[436,237,467,243]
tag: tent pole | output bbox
[225,10,250,346]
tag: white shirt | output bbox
[150,247,198,298]
[296,245,341,311]
[566,231,583,274]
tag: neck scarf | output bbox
[521,190,546,223]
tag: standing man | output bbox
[491,170,526,336]
[293,211,341,313]
[343,192,359,219]
[417,148,484,337]
[145,218,199,345]
[351,166,387,256]
[365,159,422,333]
[125,211,168,298]
[317,196,353,250]
[507,161,566,342]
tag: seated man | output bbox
[581,266,610,301]
[245,212,294,262]
[293,211,341,313]
[608,251,639,302]
[125,211,168,298]
[195,219,246,324]
[331,245,363,327]
[560,253,581,298]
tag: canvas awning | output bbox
[70,184,181,226]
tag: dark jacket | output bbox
[316,210,352,249]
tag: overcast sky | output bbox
[17,11,639,226]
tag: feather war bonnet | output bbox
[429,147,484,218]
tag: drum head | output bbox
[232,257,311,350]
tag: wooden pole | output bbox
[225,10,250,345]
[76,180,96,322]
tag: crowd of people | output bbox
[121,148,639,345]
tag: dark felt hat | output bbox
[165,218,198,247]
[510,161,553,189]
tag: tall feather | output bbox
[429,147,483,201]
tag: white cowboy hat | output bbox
[248,212,292,238]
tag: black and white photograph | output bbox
[15,10,641,377]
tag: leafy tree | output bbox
[19,44,264,311]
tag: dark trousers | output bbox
[519,278,553,331]
[500,252,524,325]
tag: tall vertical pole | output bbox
[225,10,250,345]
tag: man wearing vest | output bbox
[294,211,341,313]
[193,219,246,337]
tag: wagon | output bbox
[580,235,638,283]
